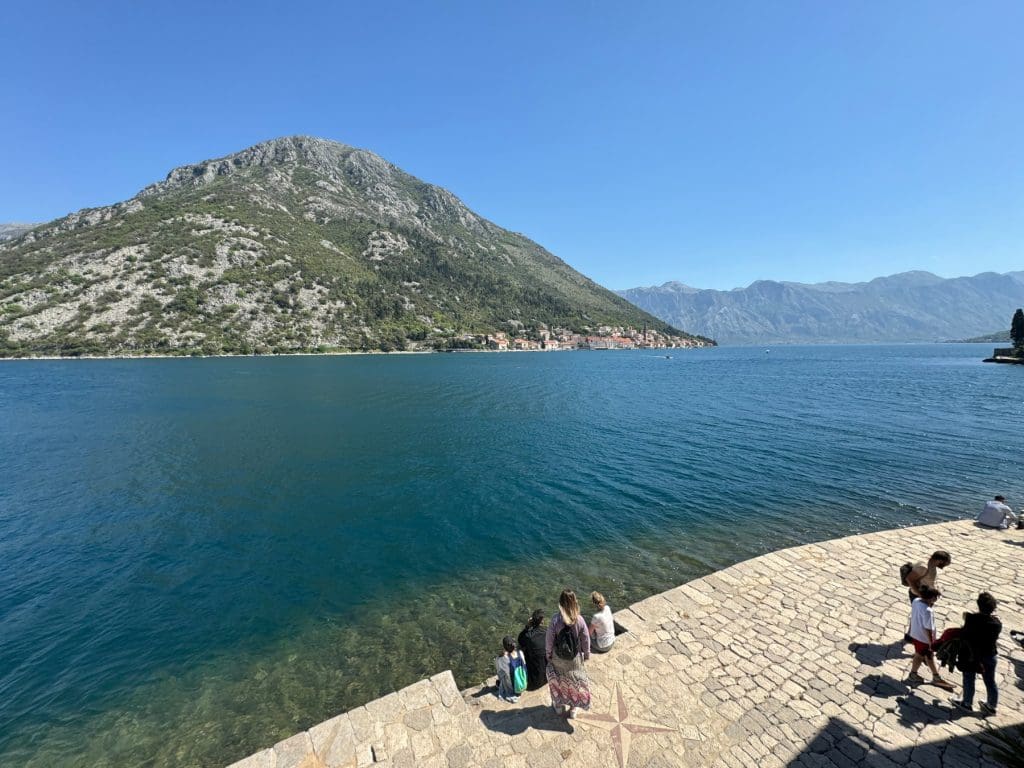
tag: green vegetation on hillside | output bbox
[951,331,1011,343]
[0,137,712,356]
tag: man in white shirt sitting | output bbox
[977,495,1018,529]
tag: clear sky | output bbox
[2,2,1021,290]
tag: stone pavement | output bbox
[228,521,1024,767]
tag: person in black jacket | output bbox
[952,592,1002,715]
[517,609,548,691]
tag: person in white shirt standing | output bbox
[907,585,955,690]
[588,591,616,653]
[977,495,1018,529]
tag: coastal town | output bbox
[449,325,714,352]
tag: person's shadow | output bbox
[1012,653,1024,692]
[895,689,948,727]
[856,673,909,699]
[848,640,906,667]
[479,704,573,735]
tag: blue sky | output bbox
[2,2,1021,290]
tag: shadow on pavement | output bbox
[784,715,1013,767]
[856,672,909,699]
[848,640,907,667]
[1012,654,1024,692]
[479,704,573,735]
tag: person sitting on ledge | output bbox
[517,610,548,691]
[494,635,526,702]
[977,495,1018,529]
[907,585,956,691]
[588,591,616,654]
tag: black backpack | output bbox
[899,562,914,587]
[554,622,579,660]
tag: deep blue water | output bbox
[0,344,1021,766]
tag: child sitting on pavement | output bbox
[907,585,956,690]
[495,635,526,702]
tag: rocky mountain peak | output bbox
[133,135,480,235]
[658,281,699,293]
[139,136,372,197]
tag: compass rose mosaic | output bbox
[575,684,677,767]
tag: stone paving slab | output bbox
[228,521,1024,767]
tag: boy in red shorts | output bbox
[907,585,955,690]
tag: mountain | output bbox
[619,271,1024,344]
[0,137,709,357]
[0,223,39,241]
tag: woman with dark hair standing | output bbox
[518,609,548,691]
[545,589,591,718]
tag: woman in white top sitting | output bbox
[589,591,616,653]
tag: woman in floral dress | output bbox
[545,589,591,718]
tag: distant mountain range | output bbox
[619,271,1024,344]
[0,223,39,241]
[0,137,707,357]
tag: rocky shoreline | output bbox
[0,346,710,362]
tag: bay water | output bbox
[0,344,1020,766]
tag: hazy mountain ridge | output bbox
[619,271,1024,344]
[0,223,40,241]
[0,136,707,356]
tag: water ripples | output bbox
[0,344,1021,766]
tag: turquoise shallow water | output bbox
[0,344,1021,766]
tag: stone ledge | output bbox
[227,520,1023,768]
[225,671,466,768]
